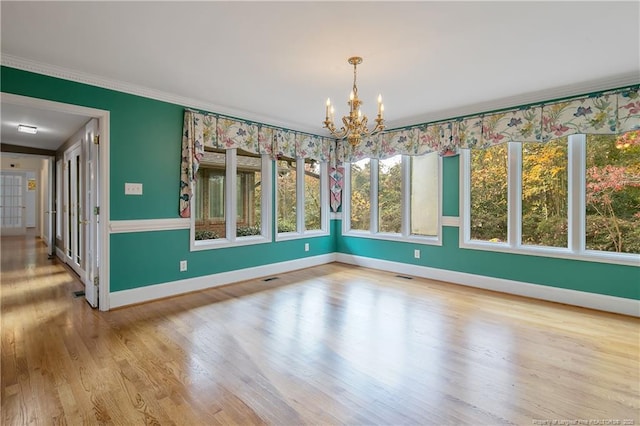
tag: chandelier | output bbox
[323,56,384,146]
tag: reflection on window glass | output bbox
[236,150,262,237]
[521,138,568,247]
[277,159,297,233]
[586,131,640,253]
[195,150,226,240]
[411,152,438,236]
[304,161,321,231]
[350,158,371,231]
[470,144,508,242]
[378,155,402,233]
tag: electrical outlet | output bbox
[179,260,187,272]
[304,243,310,252]
[414,249,421,259]
[124,182,143,195]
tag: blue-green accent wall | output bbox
[337,226,639,300]
[1,66,335,293]
[2,66,637,301]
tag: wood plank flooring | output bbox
[1,235,639,425]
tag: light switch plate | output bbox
[125,182,143,195]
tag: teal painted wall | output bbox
[110,230,334,292]
[1,66,336,293]
[3,66,637,301]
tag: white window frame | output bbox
[276,159,330,241]
[190,149,272,251]
[342,154,442,246]
[460,136,640,266]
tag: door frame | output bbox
[1,92,111,311]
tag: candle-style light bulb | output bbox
[326,98,331,120]
[380,104,384,118]
[349,91,354,101]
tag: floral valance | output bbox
[179,110,333,217]
[339,86,640,162]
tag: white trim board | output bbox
[109,253,337,309]
[109,218,190,234]
[335,254,640,317]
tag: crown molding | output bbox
[0,54,321,135]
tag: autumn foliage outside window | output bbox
[586,131,640,253]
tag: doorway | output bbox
[1,92,110,310]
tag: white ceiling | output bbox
[1,1,639,138]
[1,100,91,151]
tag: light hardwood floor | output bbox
[1,235,639,425]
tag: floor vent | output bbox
[72,290,85,298]
[395,275,413,280]
[263,277,279,282]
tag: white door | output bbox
[0,172,26,236]
[64,143,85,278]
[84,119,99,308]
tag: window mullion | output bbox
[568,134,586,253]
[370,159,379,233]
[508,142,521,247]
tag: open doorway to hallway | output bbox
[1,93,109,310]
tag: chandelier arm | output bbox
[323,119,348,139]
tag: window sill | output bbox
[276,230,329,242]
[190,235,271,251]
[460,240,640,267]
[342,230,442,246]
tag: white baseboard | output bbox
[336,254,640,317]
[55,247,65,262]
[109,253,337,309]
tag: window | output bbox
[277,158,297,233]
[344,152,441,244]
[304,161,322,231]
[191,148,271,249]
[521,138,568,248]
[585,132,640,254]
[378,155,402,233]
[276,157,329,238]
[469,144,508,242]
[462,131,640,264]
[350,158,371,231]
[410,153,439,237]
